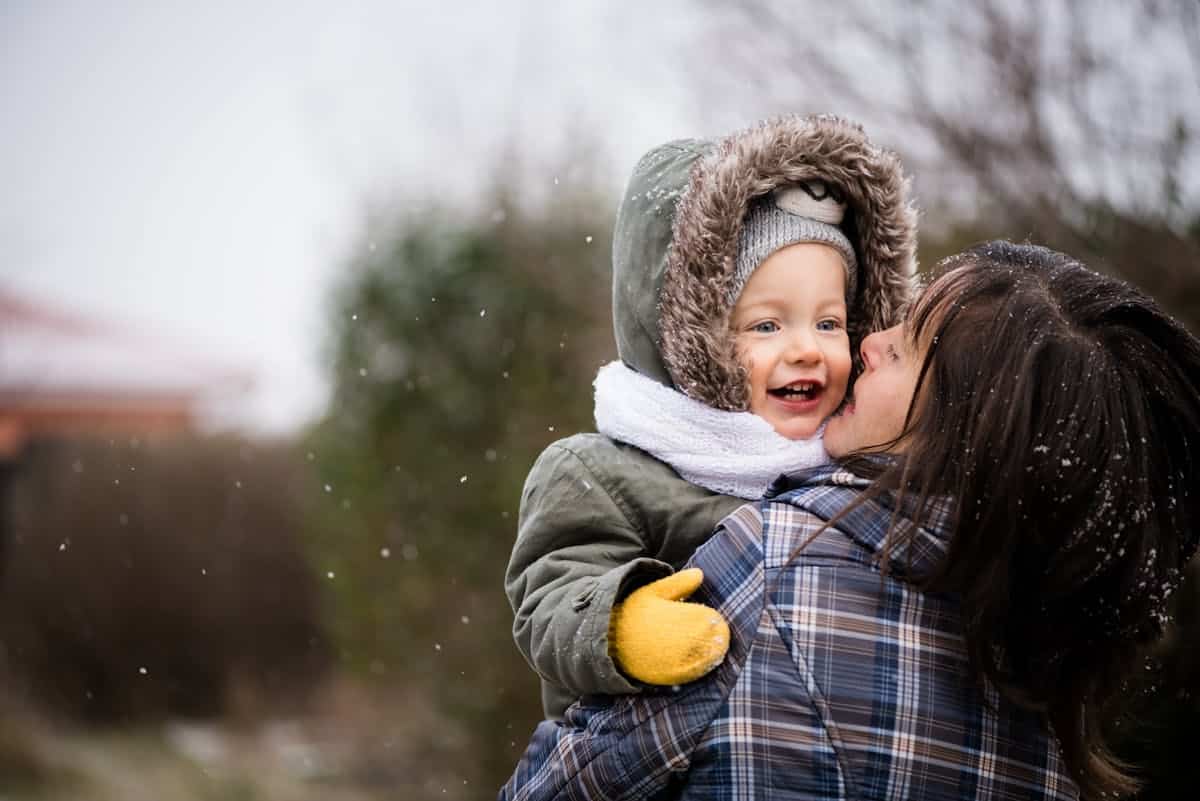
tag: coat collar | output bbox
[767,464,953,581]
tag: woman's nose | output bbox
[860,324,901,368]
[859,329,888,368]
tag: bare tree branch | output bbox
[698,0,1200,330]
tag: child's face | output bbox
[731,243,851,440]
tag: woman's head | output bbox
[831,240,1200,797]
[834,241,1200,598]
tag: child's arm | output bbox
[508,440,731,699]
[506,441,669,697]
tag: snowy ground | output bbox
[0,678,479,801]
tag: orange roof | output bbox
[0,287,252,454]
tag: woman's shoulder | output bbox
[753,467,881,568]
[760,466,952,578]
[684,467,879,583]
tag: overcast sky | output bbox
[1,1,737,432]
[10,2,1190,433]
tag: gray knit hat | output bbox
[729,181,858,303]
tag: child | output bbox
[506,115,917,720]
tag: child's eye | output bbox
[750,321,779,334]
[816,319,844,332]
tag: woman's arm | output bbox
[502,503,770,800]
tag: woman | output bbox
[501,241,1200,801]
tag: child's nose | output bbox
[785,330,822,363]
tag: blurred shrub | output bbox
[0,434,329,722]
[305,184,614,794]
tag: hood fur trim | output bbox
[659,115,919,410]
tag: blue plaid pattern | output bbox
[501,468,1078,800]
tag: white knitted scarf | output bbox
[593,361,830,500]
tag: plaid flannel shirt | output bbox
[501,467,1079,801]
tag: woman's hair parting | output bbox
[846,240,1200,799]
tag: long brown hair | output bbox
[840,241,1200,799]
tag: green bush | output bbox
[0,435,329,722]
[305,189,614,791]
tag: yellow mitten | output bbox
[608,568,730,686]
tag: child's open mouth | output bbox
[768,380,823,408]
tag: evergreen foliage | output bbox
[305,191,614,790]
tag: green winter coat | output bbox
[506,116,919,719]
[508,435,743,718]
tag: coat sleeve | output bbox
[505,440,674,699]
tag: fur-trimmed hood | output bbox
[611,115,918,410]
